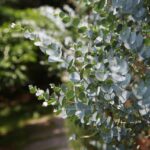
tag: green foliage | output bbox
[0,24,35,88]
[0,6,64,90]
[28,0,150,149]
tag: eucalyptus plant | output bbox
[28,0,150,149]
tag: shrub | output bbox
[28,0,150,149]
[0,6,65,90]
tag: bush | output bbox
[0,6,65,90]
[28,0,150,149]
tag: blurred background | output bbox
[0,0,75,150]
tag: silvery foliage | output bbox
[112,0,148,20]
[28,0,150,149]
[24,6,68,63]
